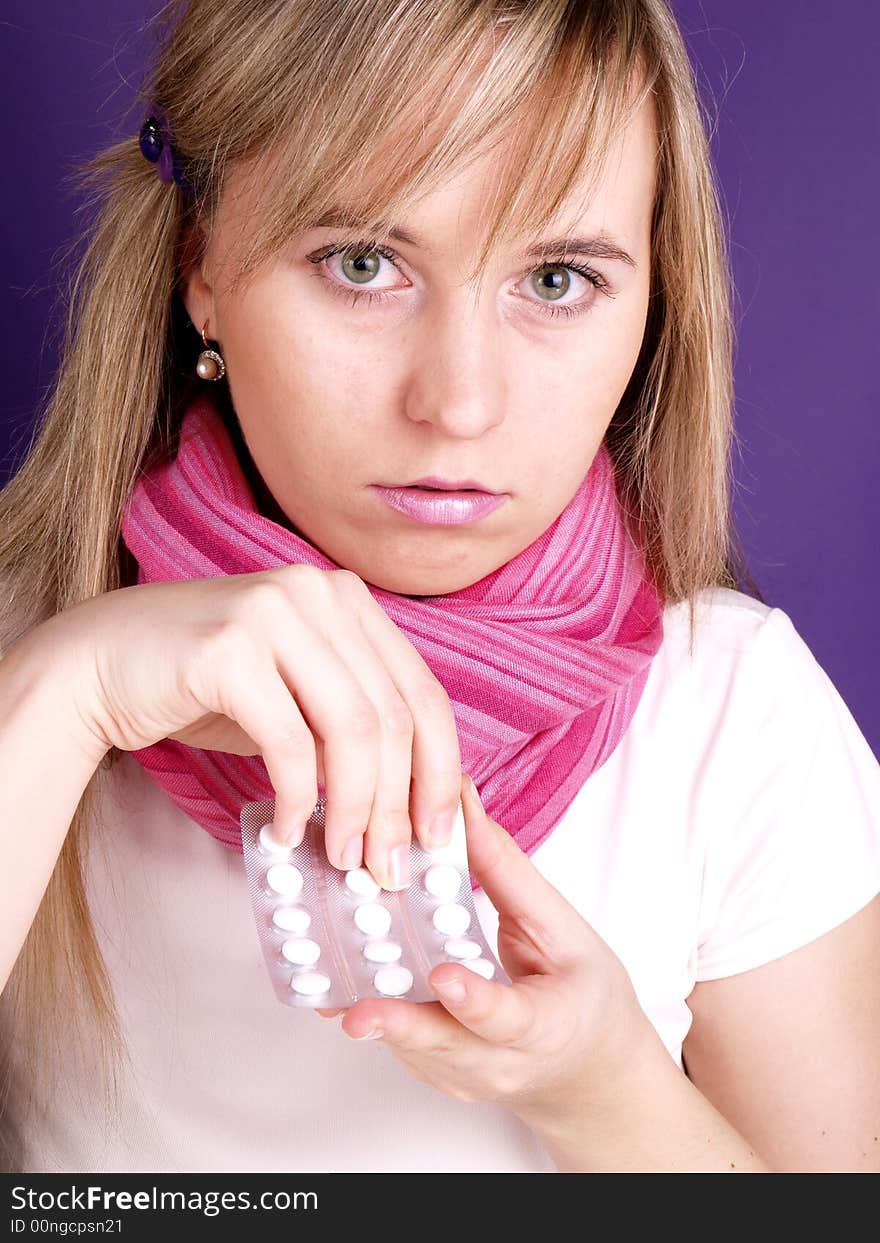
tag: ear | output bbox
[178,223,216,341]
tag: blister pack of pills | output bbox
[240,795,512,1008]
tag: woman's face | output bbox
[183,95,657,595]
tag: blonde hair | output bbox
[0,0,761,1152]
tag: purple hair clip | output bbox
[138,105,188,196]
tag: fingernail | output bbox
[276,822,304,849]
[434,976,467,1004]
[340,834,363,869]
[353,1028,385,1041]
[428,807,455,847]
[468,776,485,812]
[388,844,410,888]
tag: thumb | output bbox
[460,773,592,970]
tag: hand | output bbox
[318,771,656,1124]
[22,565,462,889]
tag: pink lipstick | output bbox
[369,481,508,526]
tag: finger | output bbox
[460,774,591,967]
[343,576,462,853]
[202,638,318,848]
[288,569,420,889]
[340,997,466,1050]
[427,960,546,1048]
[256,572,382,866]
[324,574,423,890]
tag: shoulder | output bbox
[660,584,874,754]
[632,586,786,756]
[648,584,880,885]
[650,584,836,732]
[659,590,880,981]
[659,584,776,670]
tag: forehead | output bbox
[209,46,658,285]
[370,91,657,258]
[221,97,655,261]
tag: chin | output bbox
[352,558,494,597]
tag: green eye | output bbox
[529,263,572,302]
[308,236,612,321]
[340,245,382,285]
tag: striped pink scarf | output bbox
[120,392,665,871]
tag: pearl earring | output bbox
[196,319,226,381]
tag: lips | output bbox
[402,475,498,493]
[368,484,508,526]
[410,484,480,493]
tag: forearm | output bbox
[515,1025,774,1173]
[0,629,109,993]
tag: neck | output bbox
[218,401,296,532]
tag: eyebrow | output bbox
[309,210,638,269]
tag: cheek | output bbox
[507,311,646,502]
[511,280,648,406]
[579,298,649,402]
[218,270,342,401]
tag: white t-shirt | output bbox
[4,586,880,1173]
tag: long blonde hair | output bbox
[0,0,761,1149]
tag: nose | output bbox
[402,297,507,439]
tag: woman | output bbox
[1,0,878,1173]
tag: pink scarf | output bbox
[120,391,665,873]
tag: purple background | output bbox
[2,3,878,756]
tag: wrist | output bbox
[510,1018,675,1157]
[512,1022,772,1173]
[2,620,111,769]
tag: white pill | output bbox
[423,863,462,901]
[265,862,304,898]
[290,970,331,996]
[444,937,482,960]
[272,906,312,935]
[281,938,321,966]
[354,902,392,938]
[462,957,496,980]
[374,965,414,997]
[259,822,293,856]
[345,867,381,900]
[432,903,471,937]
[363,939,403,964]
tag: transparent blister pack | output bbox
[240,795,512,1008]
